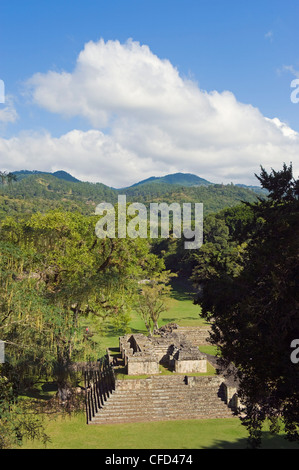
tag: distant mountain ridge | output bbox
[0,169,267,219]
[12,170,80,183]
[11,169,265,193]
[125,172,212,189]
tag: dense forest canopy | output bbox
[191,163,299,447]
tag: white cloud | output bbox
[0,96,19,123]
[0,129,148,188]
[283,65,299,78]
[27,38,205,128]
[1,38,299,186]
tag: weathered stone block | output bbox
[174,359,207,374]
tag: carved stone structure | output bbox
[85,325,240,425]
[119,330,207,376]
[119,333,160,375]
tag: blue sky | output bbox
[0,0,298,187]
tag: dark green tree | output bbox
[7,172,17,188]
[192,163,299,448]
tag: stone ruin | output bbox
[119,329,207,376]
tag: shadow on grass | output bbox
[129,327,147,335]
[170,278,197,302]
[160,317,177,323]
[181,316,202,321]
[21,381,58,401]
[200,432,299,449]
[103,324,131,338]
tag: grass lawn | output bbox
[90,278,209,355]
[19,412,299,449]
[159,281,207,327]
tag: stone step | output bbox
[98,402,231,411]
[95,406,229,416]
[86,374,236,425]
[101,402,229,412]
[100,397,229,406]
[88,397,234,424]
[112,388,222,395]
[103,394,227,404]
[90,391,229,404]
[92,408,234,419]
[91,413,233,423]
[90,410,234,424]
[114,383,222,389]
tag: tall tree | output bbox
[192,163,299,448]
[0,209,166,437]
[136,271,176,335]
[6,172,17,188]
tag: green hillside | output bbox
[12,169,81,183]
[124,181,262,213]
[124,172,212,188]
[0,173,118,218]
[0,171,265,219]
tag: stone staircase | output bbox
[176,326,211,346]
[88,374,236,425]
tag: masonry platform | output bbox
[84,324,240,425]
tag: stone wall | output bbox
[119,331,208,375]
[175,326,212,346]
[119,334,160,375]
[155,324,212,346]
[222,382,241,412]
[175,358,207,373]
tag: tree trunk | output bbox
[57,379,73,403]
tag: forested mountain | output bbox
[0,173,118,218]
[12,169,266,193]
[0,170,265,218]
[12,169,80,183]
[124,180,263,211]
[123,172,212,188]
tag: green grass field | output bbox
[92,278,209,354]
[20,412,299,449]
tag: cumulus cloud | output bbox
[0,129,149,188]
[1,38,299,186]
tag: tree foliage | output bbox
[0,209,166,447]
[135,271,177,335]
[192,163,299,447]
